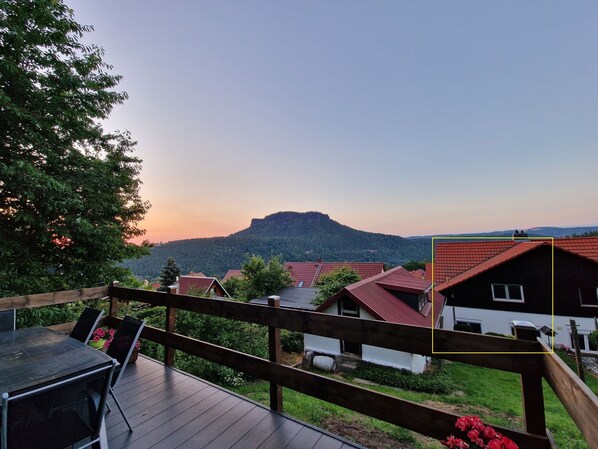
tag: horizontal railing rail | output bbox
[110,286,544,375]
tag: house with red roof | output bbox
[435,237,598,351]
[178,276,231,298]
[222,269,243,283]
[304,266,445,373]
[284,261,385,287]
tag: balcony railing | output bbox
[2,283,598,449]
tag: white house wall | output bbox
[304,303,428,372]
[442,305,598,347]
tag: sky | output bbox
[70,1,598,243]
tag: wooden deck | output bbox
[106,356,364,449]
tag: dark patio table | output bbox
[0,326,113,395]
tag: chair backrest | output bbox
[106,316,145,387]
[0,309,16,332]
[70,307,104,344]
[1,360,116,449]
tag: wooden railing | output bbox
[2,285,598,449]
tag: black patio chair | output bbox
[1,360,117,449]
[0,309,16,332]
[70,307,105,344]
[105,315,145,432]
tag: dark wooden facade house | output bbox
[436,237,598,350]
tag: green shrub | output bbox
[281,330,304,353]
[352,360,454,394]
[589,330,598,351]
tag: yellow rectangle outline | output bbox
[431,235,555,355]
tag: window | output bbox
[338,298,361,356]
[418,293,427,311]
[491,284,524,302]
[579,287,598,307]
[571,333,587,351]
[339,298,359,317]
[569,332,598,353]
[455,320,482,334]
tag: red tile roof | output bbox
[553,237,598,263]
[222,269,243,283]
[179,276,230,297]
[433,241,517,284]
[435,237,598,291]
[284,262,385,287]
[437,242,543,291]
[317,266,445,327]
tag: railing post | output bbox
[513,320,547,437]
[164,286,177,367]
[569,319,586,382]
[268,295,283,412]
[109,281,120,318]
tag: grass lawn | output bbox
[231,352,598,449]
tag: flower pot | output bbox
[128,348,139,364]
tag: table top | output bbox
[0,327,113,395]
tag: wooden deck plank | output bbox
[106,356,362,449]
[149,395,243,449]
[312,435,344,449]
[202,406,271,449]
[109,388,226,448]
[106,375,208,431]
[285,426,325,449]
[255,418,303,449]
[176,400,257,448]
[229,414,288,449]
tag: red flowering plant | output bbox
[89,327,140,351]
[441,416,518,449]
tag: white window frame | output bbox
[491,283,525,303]
[570,331,598,353]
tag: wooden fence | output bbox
[2,285,598,449]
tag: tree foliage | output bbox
[159,257,180,289]
[312,266,361,307]
[402,260,426,271]
[239,254,292,300]
[0,0,150,295]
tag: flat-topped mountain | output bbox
[123,211,429,278]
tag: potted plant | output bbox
[89,327,141,363]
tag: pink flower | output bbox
[483,426,497,439]
[92,335,101,342]
[109,329,115,337]
[95,328,106,338]
[444,416,518,449]
[455,417,471,431]
[501,436,518,449]
[441,435,469,448]
[103,338,113,349]
[487,439,502,449]
[466,429,479,441]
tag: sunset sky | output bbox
[71,1,598,243]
